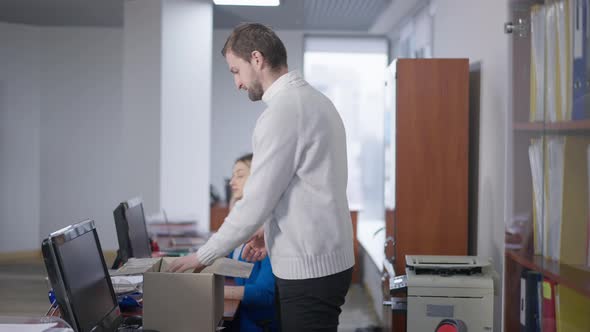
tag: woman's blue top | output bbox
[231,247,278,332]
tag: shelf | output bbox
[514,120,590,133]
[506,250,590,298]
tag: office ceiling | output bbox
[0,0,392,31]
[0,0,124,27]
[214,0,392,31]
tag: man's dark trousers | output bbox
[274,267,353,332]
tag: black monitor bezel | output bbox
[42,219,122,332]
[113,202,131,265]
[123,198,152,259]
[113,198,152,267]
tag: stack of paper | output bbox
[111,275,143,294]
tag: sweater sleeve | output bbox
[197,102,300,265]
[242,257,275,307]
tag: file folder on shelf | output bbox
[547,137,565,261]
[555,284,590,331]
[556,0,572,121]
[542,278,557,332]
[546,4,560,122]
[573,0,589,119]
[529,139,546,256]
[529,136,589,263]
[587,144,590,267]
[520,270,542,332]
[558,136,590,265]
[530,5,546,122]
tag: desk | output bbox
[153,237,206,253]
[119,299,239,321]
[2,316,73,331]
[223,277,240,321]
[224,299,240,321]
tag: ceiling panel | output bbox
[214,0,305,30]
[214,0,391,31]
[303,0,390,30]
[0,0,123,27]
[0,0,391,31]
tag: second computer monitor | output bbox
[113,197,151,265]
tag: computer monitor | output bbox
[42,219,122,332]
[113,198,151,268]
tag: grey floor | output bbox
[0,258,381,331]
[0,258,49,317]
[339,283,381,332]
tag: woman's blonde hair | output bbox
[235,153,253,169]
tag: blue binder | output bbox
[586,0,590,114]
[521,270,542,332]
[573,0,589,120]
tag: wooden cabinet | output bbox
[210,203,229,233]
[505,1,590,330]
[383,59,470,331]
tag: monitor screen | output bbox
[43,220,121,332]
[113,203,131,266]
[56,230,117,332]
[124,199,151,259]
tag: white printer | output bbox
[405,255,495,332]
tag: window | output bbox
[392,2,434,59]
[304,36,388,221]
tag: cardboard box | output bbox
[113,257,253,332]
[144,257,224,332]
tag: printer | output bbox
[405,255,495,332]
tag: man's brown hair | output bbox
[222,23,287,70]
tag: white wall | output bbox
[122,0,162,218]
[38,27,124,249]
[160,0,212,233]
[432,0,509,328]
[0,23,41,252]
[0,24,125,251]
[210,29,304,200]
[1,0,215,252]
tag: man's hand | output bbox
[242,227,267,262]
[166,254,205,273]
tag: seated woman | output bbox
[224,153,277,332]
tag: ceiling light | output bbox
[213,0,280,6]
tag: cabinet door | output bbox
[383,59,470,331]
[394,59,469,273]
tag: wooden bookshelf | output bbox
[514,120,590,133]
[506,250,590,298]
[506,0,590,330]
[505,249,590,331]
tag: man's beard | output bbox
[247,79,264,101]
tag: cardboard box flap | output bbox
[202,257,253,278]
[110,258,162,276]
[112,256,253,278]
